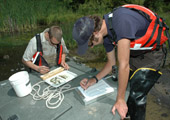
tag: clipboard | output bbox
[75,79,114,105]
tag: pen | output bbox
[84,79,89,91]
[85,79,89,86]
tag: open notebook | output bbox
[75,79,114,105]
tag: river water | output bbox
[0,36,27,81]
[0,31,170,119]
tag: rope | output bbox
[30,81,77,109]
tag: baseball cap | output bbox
[72,17,94,55]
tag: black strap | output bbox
[163,21,170,52]
[166,30,170,52]
[107,7,118,43]
[92,76,99,83]
[108,16,117,43]
[129,8,152,22]
[36,34,43,54]
[56,44,61,66]
[162,45,167,68]
[161,18,169,67]
[142,19,158,47]
[30,34,43,72]
[35,34,49,67]
[151,17,170,51]
[155,16,163,50]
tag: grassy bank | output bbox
[0,0,170,32]
[0,0,170,52]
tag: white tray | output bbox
[44,70,77,88]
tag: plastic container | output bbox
[9,71,32,97]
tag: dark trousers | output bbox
[128,48,165,120]
[127,69,161,120]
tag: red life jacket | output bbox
[32,34,63,66]
[109,4,170,51]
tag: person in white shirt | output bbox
[22,26,69,74]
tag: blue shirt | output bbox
[103,7,150,52]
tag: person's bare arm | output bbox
[96,49,116,80]
[80,49,116,89]
[112,38,130,119]
[22,58,49,74]
[61,53,69,70]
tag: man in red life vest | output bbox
[72,4,169,120]
[22,26,69,74]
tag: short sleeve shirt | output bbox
[22,28,69,66]
[103,7,150,53]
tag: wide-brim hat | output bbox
[72,17,94,55]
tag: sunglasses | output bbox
[49,37,60,46]
[88,34,94,47]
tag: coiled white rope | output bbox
[30,81,77,109]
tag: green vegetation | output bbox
[0,0,170,52]
[1,0,170,32]
[0,0,170,80]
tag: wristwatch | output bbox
[92,76,99,83]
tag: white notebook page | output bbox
[77,79,114,101]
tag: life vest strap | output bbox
[56,44,63,65]
[108,13,117,42]
[166,30,170,51]
[162,45,167,67]
[155,15,163,50]
[39,52,42,66]
[129,8,151,22]
[163,21,170,52]
[142,19,158,47]
[36,34,43,53]
[32,34,49,67]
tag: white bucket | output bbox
[9,71,32,97]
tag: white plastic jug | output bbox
[9,71,32,97]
